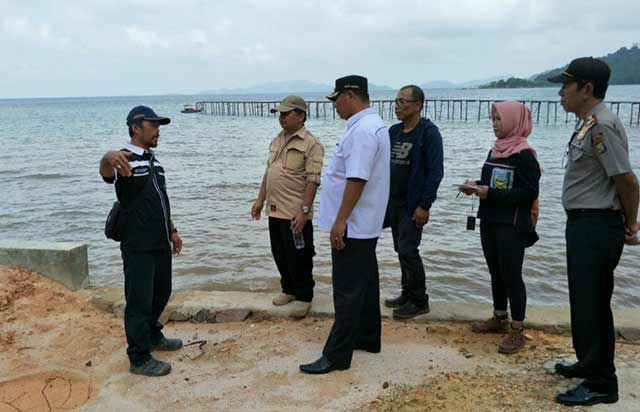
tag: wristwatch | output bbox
[301,206,310,214]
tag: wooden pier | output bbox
[194,99,640,125]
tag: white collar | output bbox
[124,143,149,155]
[346,107,376,129]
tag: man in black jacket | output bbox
[385,85,444,319]
[100,106,183,377]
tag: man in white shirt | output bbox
[299,75,391,374]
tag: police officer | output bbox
[548,57,639,406]
[100,106,184,377]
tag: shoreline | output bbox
[89,286,640,339]
[2,265,640,412]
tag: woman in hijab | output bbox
[459,100,541,354]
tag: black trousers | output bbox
[389,205,428,305]
[268,217,315,302]
[480,221,527,321]
[566,210,624,393]
[323,236,380,366]
[121,248,172,364]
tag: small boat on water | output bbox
[181,104,203,114]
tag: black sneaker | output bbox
[152,337,183,352]
[129,356,171,377]
[393,301,430,320]
[384,295,409,308]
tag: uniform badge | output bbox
[577,114,597,140]
[593,132,607,155]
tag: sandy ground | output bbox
[1,265,639,412]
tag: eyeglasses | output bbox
[394,98,419,105]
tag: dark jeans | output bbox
[121,248,172,364]
[389,205,428,305]
[566,210,624,394]
[323,236,380,366]
[480,221,527,321]
[268,217,315,302]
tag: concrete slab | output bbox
[88,287,640,339]
[0,240,88,290]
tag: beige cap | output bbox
[270,95,307,113]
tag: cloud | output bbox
[124,26,169,49]
[2,16,70,49]
[0,0,638,97]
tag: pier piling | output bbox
[193,99,640,125]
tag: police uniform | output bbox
[562,101,632,394]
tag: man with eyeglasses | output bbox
[548,57,639,406]
[251,95,324,319]
[99,106,184,376]
[384,85,444,319]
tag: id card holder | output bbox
[466,196,476,231]
[466,216,476,231]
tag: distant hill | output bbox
[479,77,546,89]
[420,75,513,89]
[199,80,393,95]
[533,45,640,85]
[482,44,640,88]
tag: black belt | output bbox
[566,209,621,219]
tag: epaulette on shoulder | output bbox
[577,114,598,140]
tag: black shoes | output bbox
[129,356,171,377]
[152,337,183,352]
[392,301,430,320]
[384,295,409,308]
[555,383,618,406]
[299,356,350,374]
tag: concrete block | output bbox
[192,309,216,323]
[618,327,640,343]
[216,309,252,323]
[168,309,192,322]
[0,240,89,291]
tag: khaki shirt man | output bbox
[265,126,323,220]
[251,96,324,317]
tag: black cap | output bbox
[547,57,611,84]
[326,75,368,101]
[126,106,171,126]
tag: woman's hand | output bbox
[459,180,478,196]
[475,185,489,200]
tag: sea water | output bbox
[1,86,638,307]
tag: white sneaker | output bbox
[272,293,295,306]
[289,301,311,319]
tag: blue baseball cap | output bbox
[126,106,171,126]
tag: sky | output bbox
[1,0,639,98]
